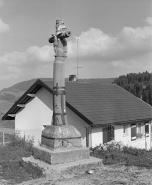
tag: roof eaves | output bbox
[93,118,152,128]
[38,80,53,94]
[2,79,43,120]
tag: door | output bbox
[103,125,114,144]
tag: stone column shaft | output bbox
[53,56,67,126]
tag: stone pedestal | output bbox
[33,145,90,165]
[41,125,81,149]
[32,124,90,165]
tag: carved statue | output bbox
[49,20,71,57]
[49,20,71,126]
[41,20,82,151]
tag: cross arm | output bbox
[49,31,71,43]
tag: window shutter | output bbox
[131,124,136,141]
[137,123,142,134]
[145,124,149,136]
[142,123,145,135]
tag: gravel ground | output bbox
[1,164,152,185]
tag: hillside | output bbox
[0,77,115,128]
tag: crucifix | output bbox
[41,20,81,149]
[34,20,90,163]
[49,20,71,126]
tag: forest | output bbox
[113,71,152,106]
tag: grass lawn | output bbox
[1,138,152,184]
[0,134,43,184]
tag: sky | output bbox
[0,0,152,90]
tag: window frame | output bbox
[136,122,144,139]
[130,122,150,141]
[145,123,149,137]
[131,124,136,141]
[123,124,128,136]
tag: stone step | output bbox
[32,145,90,165]
[22,156,103,179]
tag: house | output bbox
[2,78,152,149]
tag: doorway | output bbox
[103,125,114,144]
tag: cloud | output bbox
[0,45,54,67]
[145,17,152,26]
[1,17,151,67]
[0,17,152,89]
[27,45,53,62]
[0,51,26,67]
[77,28,116,56]
[0,18,10,33]
[67,18,152,62]
[0,1,10,34]
[0,45,55,89]
[67,28,116,60]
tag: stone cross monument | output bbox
[49,20,70,126]
[26,20,101,168]
[41,20,84,152]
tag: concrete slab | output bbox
[22,156,103,179]
[33,145,90,165]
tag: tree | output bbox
[113,71,152,106]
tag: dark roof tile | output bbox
[41,79,152,125]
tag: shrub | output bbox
[8,131,34,152]
[123,146,145,156]
[90,142,152,169]
[0,132,43,183]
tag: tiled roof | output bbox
[41,79,152,125]
[2,79,152,126]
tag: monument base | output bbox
[33,145,90,165]
[41,125,82,148]
[22,155,103,180]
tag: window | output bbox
[137,123,142,134]
[145,123,149,137]
[131,124,136,141]
[130,122,150,140]
[123,125,128,135]
[103,125,114,144]
[136,123,143,139]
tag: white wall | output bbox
[114,123,151,149]
[66,107,88,147]
[114,125,131,144]
[90,123,151,150]
[91,127,103,147]
[15,87,53,145]
[15,87,89,147]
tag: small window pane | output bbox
[138,123,142,134]
[131,124,136,140]
[145,124,149,134]
[123,125,128,134]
